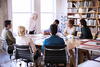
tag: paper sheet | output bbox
[84,42,97,45]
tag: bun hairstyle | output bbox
[18,26,26,36]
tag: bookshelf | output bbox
[67,0,100,34]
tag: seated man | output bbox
[1,20,15,54]
[42,24,65,52]
[43,19,62,35]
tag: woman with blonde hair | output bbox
[16,26,36,53]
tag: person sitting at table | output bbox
[42,24,65,51]
[15,26,40,61]
[79,18,92,64]
[79,18,93,39]
[43,19,61,35]
[64,19,77,38]
[64,19,77,67]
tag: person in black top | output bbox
[79,18,92,64]
[79,18,93,39]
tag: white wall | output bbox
[7,0,12,20]
[56,0,67,32]
[34,0,41,33]
[56,0,67,18]
[0,0,8,34]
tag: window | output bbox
[12,0,34,35]
[40,0,56,31]
[12,0,56,34]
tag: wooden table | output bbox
[28,34,100,67]
[78,40,100,52]
[26,34,50,46]
[76,40,100,67]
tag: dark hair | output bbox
[80,18,87,27]
[50,24,57,35]
[4,20,11,27]
[54,19,59,25]
[69,19,74,25]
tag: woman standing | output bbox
[29,12,38,34]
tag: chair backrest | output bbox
[15,45,34,62]
[44,45,67,64]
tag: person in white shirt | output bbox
[16,26,36,53]
[64,19,76,37]
[64,19,76,67]
[29,12,38,34]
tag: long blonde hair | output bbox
[18,26,26,36]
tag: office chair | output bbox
[1,39,14,59]
[14,45,34,67]
[44,45,67,67]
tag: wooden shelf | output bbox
[88,25,96,27]
[68,0,83,2]
[68,7,97,9]
[74,25,79,26]
[67,17,97,19]
[97,12,100,14]
[67,0,100,32]
[74,25,96,27]
[68,12,97,15]
[98,25,100,27]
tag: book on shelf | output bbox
[87,19,96,26]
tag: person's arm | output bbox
[41,40,47,53]
[6,31,16,44]
[43,28,50,35]
[72,27,77,36]
[64,27,68,36]
[29,38,37,53]
[80,28,85,39]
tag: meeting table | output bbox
[26,34,100,67]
